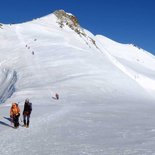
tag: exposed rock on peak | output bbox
[54,10,98,49]
[54,10,79,28]
[54,10,87,37]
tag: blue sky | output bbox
[0,0,155,55]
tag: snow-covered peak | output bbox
[0,9,155,105]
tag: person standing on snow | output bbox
[23,98,32,128]
[10,103,20,128]
[55,93,59,100]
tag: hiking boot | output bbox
[23,124,26,127]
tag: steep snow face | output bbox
[0,69,17,103]
[95,35,155,92]
[0,11,155,104]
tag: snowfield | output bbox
[0,10,155,155]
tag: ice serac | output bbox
[0,68,17,103]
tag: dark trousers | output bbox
[23,114,30,126]
[13,115,20,128]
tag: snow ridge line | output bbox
[96,39,155,91]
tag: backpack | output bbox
[24,102,32,113]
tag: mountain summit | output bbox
[54,10,80,28]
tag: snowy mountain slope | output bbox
[95,35,155,91]
[0,12,153,104]
[0,10,155,155]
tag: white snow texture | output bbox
[0,10,155,155]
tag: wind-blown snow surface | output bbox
[1,12,155,155]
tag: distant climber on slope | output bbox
[10,103,20,128]
[52,93,59,100]
[23,98,32,128]
[55,93,59,100]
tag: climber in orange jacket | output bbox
[10,103,20,128]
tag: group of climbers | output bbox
[10,98,32,128]
[9,92,59,129]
